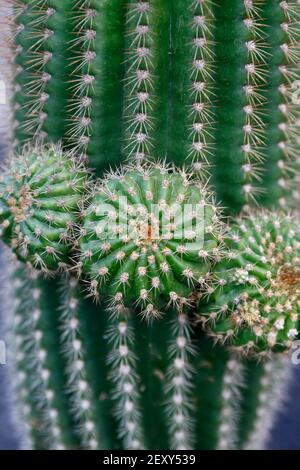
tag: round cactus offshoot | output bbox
[0,145,88,272]
[79,162,225,318]
[199,212,300,356]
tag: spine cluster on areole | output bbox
[123,1,155,162]
[188,0,216,171]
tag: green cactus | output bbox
[0,144,88,272]
[199,211,300,357]
[1,0,299,451]
[79,161,224,315]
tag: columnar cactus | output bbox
[0,0,299,451]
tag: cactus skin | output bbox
[79,162,224,316]
[3,0,299,451]
[199,211,300,357]
[0,144,88,272]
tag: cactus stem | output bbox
[4,257,33,449]
[216,356,244,450]
[260,1,300,208]
[68,0,125,174]
[123,1,155,162]
[164,313,196,450]
[59,275,100,450]
[243,356,293,449]
[105,308,145,450]
[188,0,216,170]
[12,265,65,449]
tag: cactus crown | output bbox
[79,161,225,318]
[0,144,88,273]
[199,211,300,356]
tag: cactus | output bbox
[0,0,299,451]
[0,144,88,272]
[79,161,224,315]
[199,211,300,357]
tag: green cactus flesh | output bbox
[199,211,300,356]
[0,145,87,272]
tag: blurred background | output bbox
[0,0,299,451]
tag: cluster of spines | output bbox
[216,357,244,450]
[164,313,196,450]
[59,276,99,450]
[240,0,268,207]
[274,1,300,207]
[105,309,145,450]
[243,356,292,449]
[188,0,215,169]
[123,1,155,161]
[67,0,96,156]
[12,266,65,449]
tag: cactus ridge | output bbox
[12,266,66,449]
[105,310,146,450]
[163,313,196,450]
[199,210,300,356]
[216,356,244,450]
[59,275,101,450]
[122,1,155,162]
[260,0,300,208]
[68,0,125,174]
[14,0,73,144]
[79,161,225,317]
[0,144,88,273]
[243,355,292,449]
[188,0,216,169]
